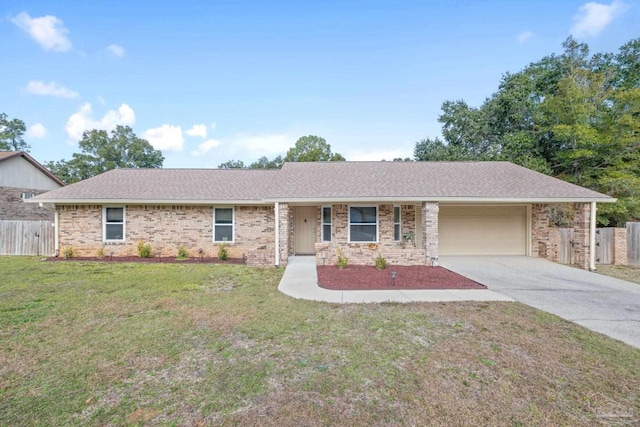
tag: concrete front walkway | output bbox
[278,256,513,304]
[439,256,640,349]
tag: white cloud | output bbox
[186,124,207,138]
[11,12,71,52]
[211,122,217,130]
[66,103,136,142]
[571,0,629,38]
[26,123,47,138]
[26,80,78,98]
[518,31,534,44]
[142,125,184,152]
[191,139,222,155]
[107,44,125,58]
[189,132,293,162]
[231,133,292,155]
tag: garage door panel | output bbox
[439,206,527,256]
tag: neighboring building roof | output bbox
[270,161,613,203]
[0,151,65,187]
[28,161,615,204]
[28,168,280,204]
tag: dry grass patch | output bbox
[596,264,640,285]
[0,257,639,426]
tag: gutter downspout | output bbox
[274,202,280,267]
[54,209,60,257]
[589,202,596,271]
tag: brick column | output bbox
[422,202,439,264]
[572,203,590,270]
[531,204,550,259]
[278,203,290,266]
[613,228,628,266]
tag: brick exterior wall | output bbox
[573,202,591,270]
[0,186,55,220]
[56,204,276,267]
[612,227,627,266]
[422,202,439,263]
[531,203,550,259]
[277,203,290,267]
[314,203,428,266]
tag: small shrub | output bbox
[63,247,74,259]
[137,241,152,258]
[374,255,387,270]
[337,248,348,270]
[218,243,228,260]
[96,246,105,258]
[177,246,188,260]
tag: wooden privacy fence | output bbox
[558,228,574,265]
[0,220,54,256]
[628,222,640,265]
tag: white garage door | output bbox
[439,206,527,256]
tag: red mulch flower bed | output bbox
[45,256,245,264]
[317,265,486,290]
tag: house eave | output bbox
[266,196,617,204]
[24,198,270,205]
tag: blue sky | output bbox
[1,0,638,168]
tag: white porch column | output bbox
[590,201,596,271]
[54,209,60,256]
[274,202,280,267]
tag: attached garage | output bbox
[439,205,528,256]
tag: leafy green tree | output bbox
[249,155,283,169]
[45,125,163,184]
[283,135,345,162]
[0,113,29,152]
[217,160,246,169]
[414,36,640,225]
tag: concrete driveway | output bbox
[439,256,640,349]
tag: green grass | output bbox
[1,257,639,426]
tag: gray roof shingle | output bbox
[29,161,613,204]
[271,161,611,201]
[30,168,279,203]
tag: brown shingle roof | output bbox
[30,168,279,203]
[29,161,614,204]
[270,161,611,201]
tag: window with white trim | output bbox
[349,206,378,242]
[214,207,234,242]
[104,207,125,241]
[21,192,35,200]
[393,206,401,241]
[322,206,332,242]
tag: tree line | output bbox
[3,37,638,225]
[413,37,640,226]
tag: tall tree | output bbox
[0,113,30,152]
[45,125,163,184]
[283,135,345,162]
[414,36,640,225]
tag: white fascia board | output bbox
[267,196,617,204]
[24,198,270,205]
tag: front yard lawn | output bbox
[1,257,639,426]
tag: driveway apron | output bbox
[439,256,640,349]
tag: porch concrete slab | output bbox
[278,256,513,304]
[439,256,640,349]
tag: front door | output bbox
[294,206,316,255]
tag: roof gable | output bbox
[0,151,65,188]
